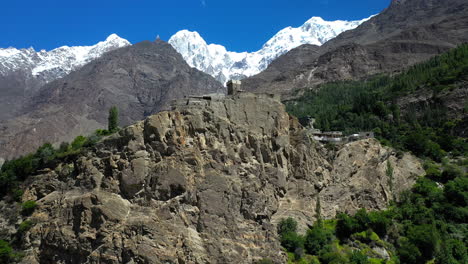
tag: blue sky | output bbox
[1,0,389,52]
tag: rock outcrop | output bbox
[6,93,423,263]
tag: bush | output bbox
[350,251,369,264]
[12,189,23,202]
[280,231,304,252]
[17,220,33,234]
[441,165,464,183]
[35,143,56,167]
[438,239,468,264]
[256,258,274,264]
[406,224,440,261]
[397,238,422,264]
[368,211,392,237]
[71,135,88,150]
[278,217,298,236]
[336,213,359,241]
[304,225,333,255]
[444,176,468,207]
[319,250,348,264]
[0,240,14,263]
[21,200,37,216]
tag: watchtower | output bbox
[226,80,242,95]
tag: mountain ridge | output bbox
[0,40,224,160]
[242,0,468,96]
[168,16,371,83]
[0,34,130,82]
[0,34,130,122]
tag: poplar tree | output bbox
[108,106,119,132]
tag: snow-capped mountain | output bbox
[169,16,371,83]
[0,34,130,83]
[0,16,369,88]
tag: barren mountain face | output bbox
[242,0,468,96]
[0,40,224,160]
[0,35,130,122]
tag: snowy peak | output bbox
[169,16,371,83]
[0,34,130,82]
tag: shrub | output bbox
[0,240,13,263]
[71,135,88,150]
[368,211,392,237]
[278,217,298,236]
[35,143,56,167]
[350,251,369,264]
[95,129,111,136]
[319,250,348,264]
[12,189,23,202]
[256,258,274,264]
[304,225,333,255]
[58,142,70,153]
[438,239,468,264]
[17,220,33,234]
[444,176,468,207]
[441,165,464,183]
[406,224,440,261]
[280,231,304,252]
[336,213,359,241]
[397,238,422,264]
[21,200,37,216]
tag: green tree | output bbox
[304,225,333,255]
[350,251,369,264]
[278,217,298,235]
[397,238,422,264]
[108,106,119,132]
[280,232,304,252]
[386,160,394,196]
[316,195,322,227]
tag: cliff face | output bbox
[8,94,423,263]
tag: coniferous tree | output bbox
[108,106,119,132]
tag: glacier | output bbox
[0,34,130,83]
[168,16,371,83]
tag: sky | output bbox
[0,0,389,53]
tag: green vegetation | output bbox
[286,44,468,161]
[17,220,34,235]
[281,44,468,264]
[256,258,274,264]
[20,200,37,216]
[108,106,119,132]
[279,162,467,264]
[0,240,19,264]
[0,128,116,197]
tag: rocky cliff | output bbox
[3,93,423,263]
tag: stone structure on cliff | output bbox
[1,93,424,264]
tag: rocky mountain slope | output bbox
[168,17,369,84]
[1,93,423,263]
[0,35,130,121]
[0,40,224,160]
[242,0,468,96]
